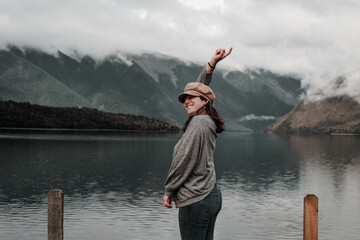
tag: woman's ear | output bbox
[203,99,209,105]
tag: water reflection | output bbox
[0,131,359,239]
[268,134,360,240]
[215,133,301,192]
[0,131,179,200]
[278,135,360,197]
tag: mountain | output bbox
[0,46,303,131]
[266,95,360,134]
[0,48,91,107]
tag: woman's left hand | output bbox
[212,47,232,63]
[163,195,173,208]
[207,47,233,72]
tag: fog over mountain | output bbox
[1,0,359,103]
[0,46,303,131]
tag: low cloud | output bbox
[0,0,359,100]
[239,114,275,122]
[305,70,360,102]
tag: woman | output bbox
[163,48,232,240]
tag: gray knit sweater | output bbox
[164,115,217,207]
[164,68,217,208]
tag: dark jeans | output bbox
[178,184,222,240]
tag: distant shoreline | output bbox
[0,127,253,134]
[267,132,360,136]
[330,133,360,136]
[0,127,181,133]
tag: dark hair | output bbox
[183,99,225,133]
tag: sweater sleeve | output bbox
[164,123,205,197]
[196,67,212,86]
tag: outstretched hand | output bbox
[208,47,232,72]
[212,47,232,63]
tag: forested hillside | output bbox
[0,100,180,131]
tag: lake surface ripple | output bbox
[0,131,359,239]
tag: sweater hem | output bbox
[174,184,215,208]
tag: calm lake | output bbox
[0,130,359,240]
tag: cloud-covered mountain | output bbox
[0,46,303,131]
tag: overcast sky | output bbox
[1,0,359,99]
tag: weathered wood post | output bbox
[304,194,318,240]
[48,190,64,240]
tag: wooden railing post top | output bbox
[304,194,318,199]
[48,189,63,194]
[48,190,64,198]
[303,194,318,240]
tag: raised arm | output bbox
[197,67,213,85]
[197,47,233,86]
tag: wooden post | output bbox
[48,190,64,240]
[304,194,318,240]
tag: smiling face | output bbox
[183,95,208,116]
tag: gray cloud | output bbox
[1,0,359,99]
